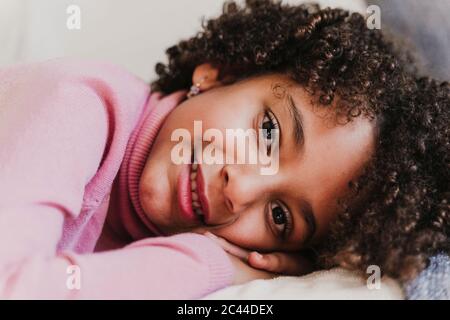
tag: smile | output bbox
[190,163,205,221]
[177,151,210,225]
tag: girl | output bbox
[0,0,448,299]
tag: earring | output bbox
[187,77,207,99]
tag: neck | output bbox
[101,91,187,246]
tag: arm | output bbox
[5,233,233,299]
[0,65,109,264]
[0,61,234,299]
[0,61,108,298]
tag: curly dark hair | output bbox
[151,0,450,282]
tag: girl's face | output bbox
[140,73,376,252]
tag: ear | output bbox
[192,63,223,92]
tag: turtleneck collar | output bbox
[116,90,187,240]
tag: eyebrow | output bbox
[298,198,317,245]
[285,93,305,150]
[280,93,315,244]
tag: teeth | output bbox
[190,165,198,181]
[190,164,205,221]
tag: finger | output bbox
[248,252,267,269]
[203,232,224,248]
[203,232,250,260]
[224,243,250,260]
[216,237,250,260]
[249,252,313,275]
[248,252,281,273]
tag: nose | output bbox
[217,164,269,225]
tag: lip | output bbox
[196,163,210,225]
[177,162,210,225]
[177,163,197,223]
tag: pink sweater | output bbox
[0,58,234,299]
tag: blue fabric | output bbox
[404,254,450,300]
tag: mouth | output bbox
[177,151,210,226]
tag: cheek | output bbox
[303,150,374,241]
[213,212,274,251]
[139,163,172,221]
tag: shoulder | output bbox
[1,58,150,117]
[1,58,146,94]
[33,58,136,78]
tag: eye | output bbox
[269,201,293,239]
[261,110,280,154]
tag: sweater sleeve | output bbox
[0,60,234,299]
[0,63,110,263]
[4,233,234,299]
[0,61,108,296]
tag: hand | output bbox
[203,232,314,285]
[227,252,276,285]
[203,232,275,285]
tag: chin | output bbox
[139,183,168,228]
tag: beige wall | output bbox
[0,0,365,82]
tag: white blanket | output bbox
[203,268,404,300]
